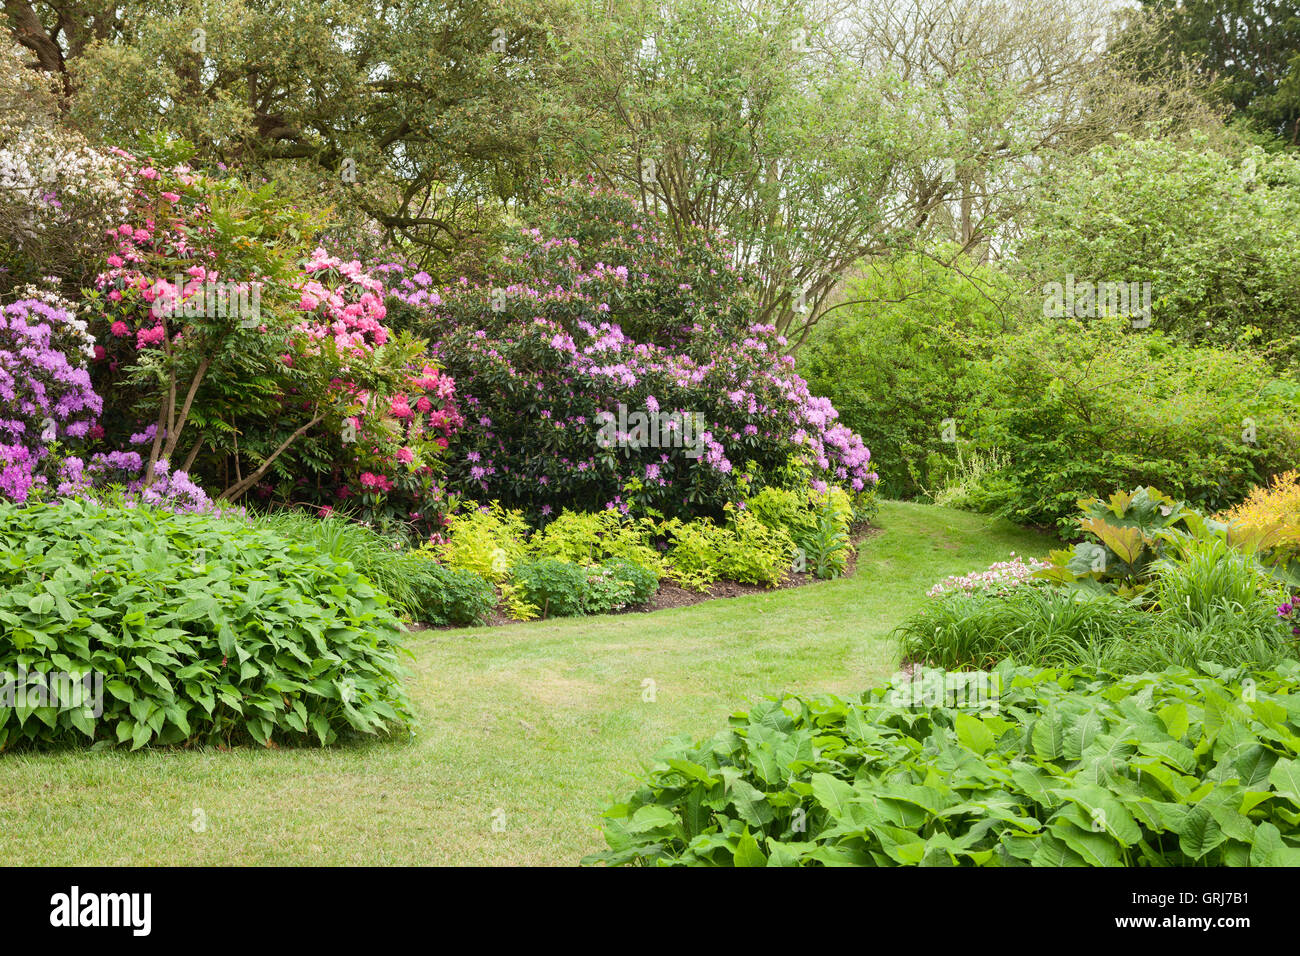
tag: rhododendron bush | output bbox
[383,184,876,522]
[0,299,100,501]
[82,145,460,536]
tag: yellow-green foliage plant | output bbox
[428,502,529,583]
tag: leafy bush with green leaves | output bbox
[525,509,666,577]
[746,482,853,579]
[584,559,660,614]
[798,255,1016,498]
[963,321,1300,531]
[1020,134,1300,366]
[406,560,498,626]
[0,500,411,750]
[585,663,1300,866]
[429,502,528,583]
[254,510,428,614]
[509,558,589,618]
[1037,487,1208,596]
[663,509,797,591]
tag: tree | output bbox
[4,0,571,262]
[1131,0,1300,146]
[549,0,1219,347]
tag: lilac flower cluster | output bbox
[54,451,227,514]
[377,184,878,522]
[1278,598,1300,637]
[927,553,1051,599]
[0,299,102,501]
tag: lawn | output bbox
[0,501,1055,866]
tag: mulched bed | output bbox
[418,521,881,631]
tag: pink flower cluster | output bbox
[294,248,390,354]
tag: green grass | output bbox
[0,501,1054,866]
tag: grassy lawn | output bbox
[0,501,1055,866]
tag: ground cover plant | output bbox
[0,499,410,750]
[587,663,1300,866]
[897,486,1299,672]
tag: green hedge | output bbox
[0,500,411,750]
[586,663,1300,866]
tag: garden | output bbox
[1,0,1299,871]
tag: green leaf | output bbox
[954,713,996,755]
[733,831,767,867]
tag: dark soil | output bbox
[414,521,881,631]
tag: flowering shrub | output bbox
[382,183,876,523]
[927,553,1052,599]
[295,248,462,537]
[0,299,101,501]
[83,148,459,537]
[0,41,129,296]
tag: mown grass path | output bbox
[0,502,1055,865]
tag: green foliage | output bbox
[583,559,660,614]
[406,560,498,627]
[1037,487,1209,595]
[664,509,797,591]
[898,543,1291,674]
[0,500,411,750]
[525,509,665,577]
[746,481,853,579]
[429,503,529,583]
[1127,3,1300,146]
[254,510,427,612]
[1020,135,1300,364]
[964,320,1300,530]
[586,663,1300,866]
[799,255,1015,498]
[510,558,589,618]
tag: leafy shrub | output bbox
[510,558,589,618]
[0,41,128,297]
[254,509,427,612]
[383,183,877,524]
[663,510,797,591]
[586,558,659,612]
[1218,470,1300,570]
[586,663,1300,866]
[525,508,665,576]
[1036,487,1208,596]
[406,560,497,626]
[798,255,1014,498]
[429,502,529,583]
[0,499,411,750]
[1020,135,1300,365]
[747,481,854,579]
[963,321,1300,530]
[83,146,458,536]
